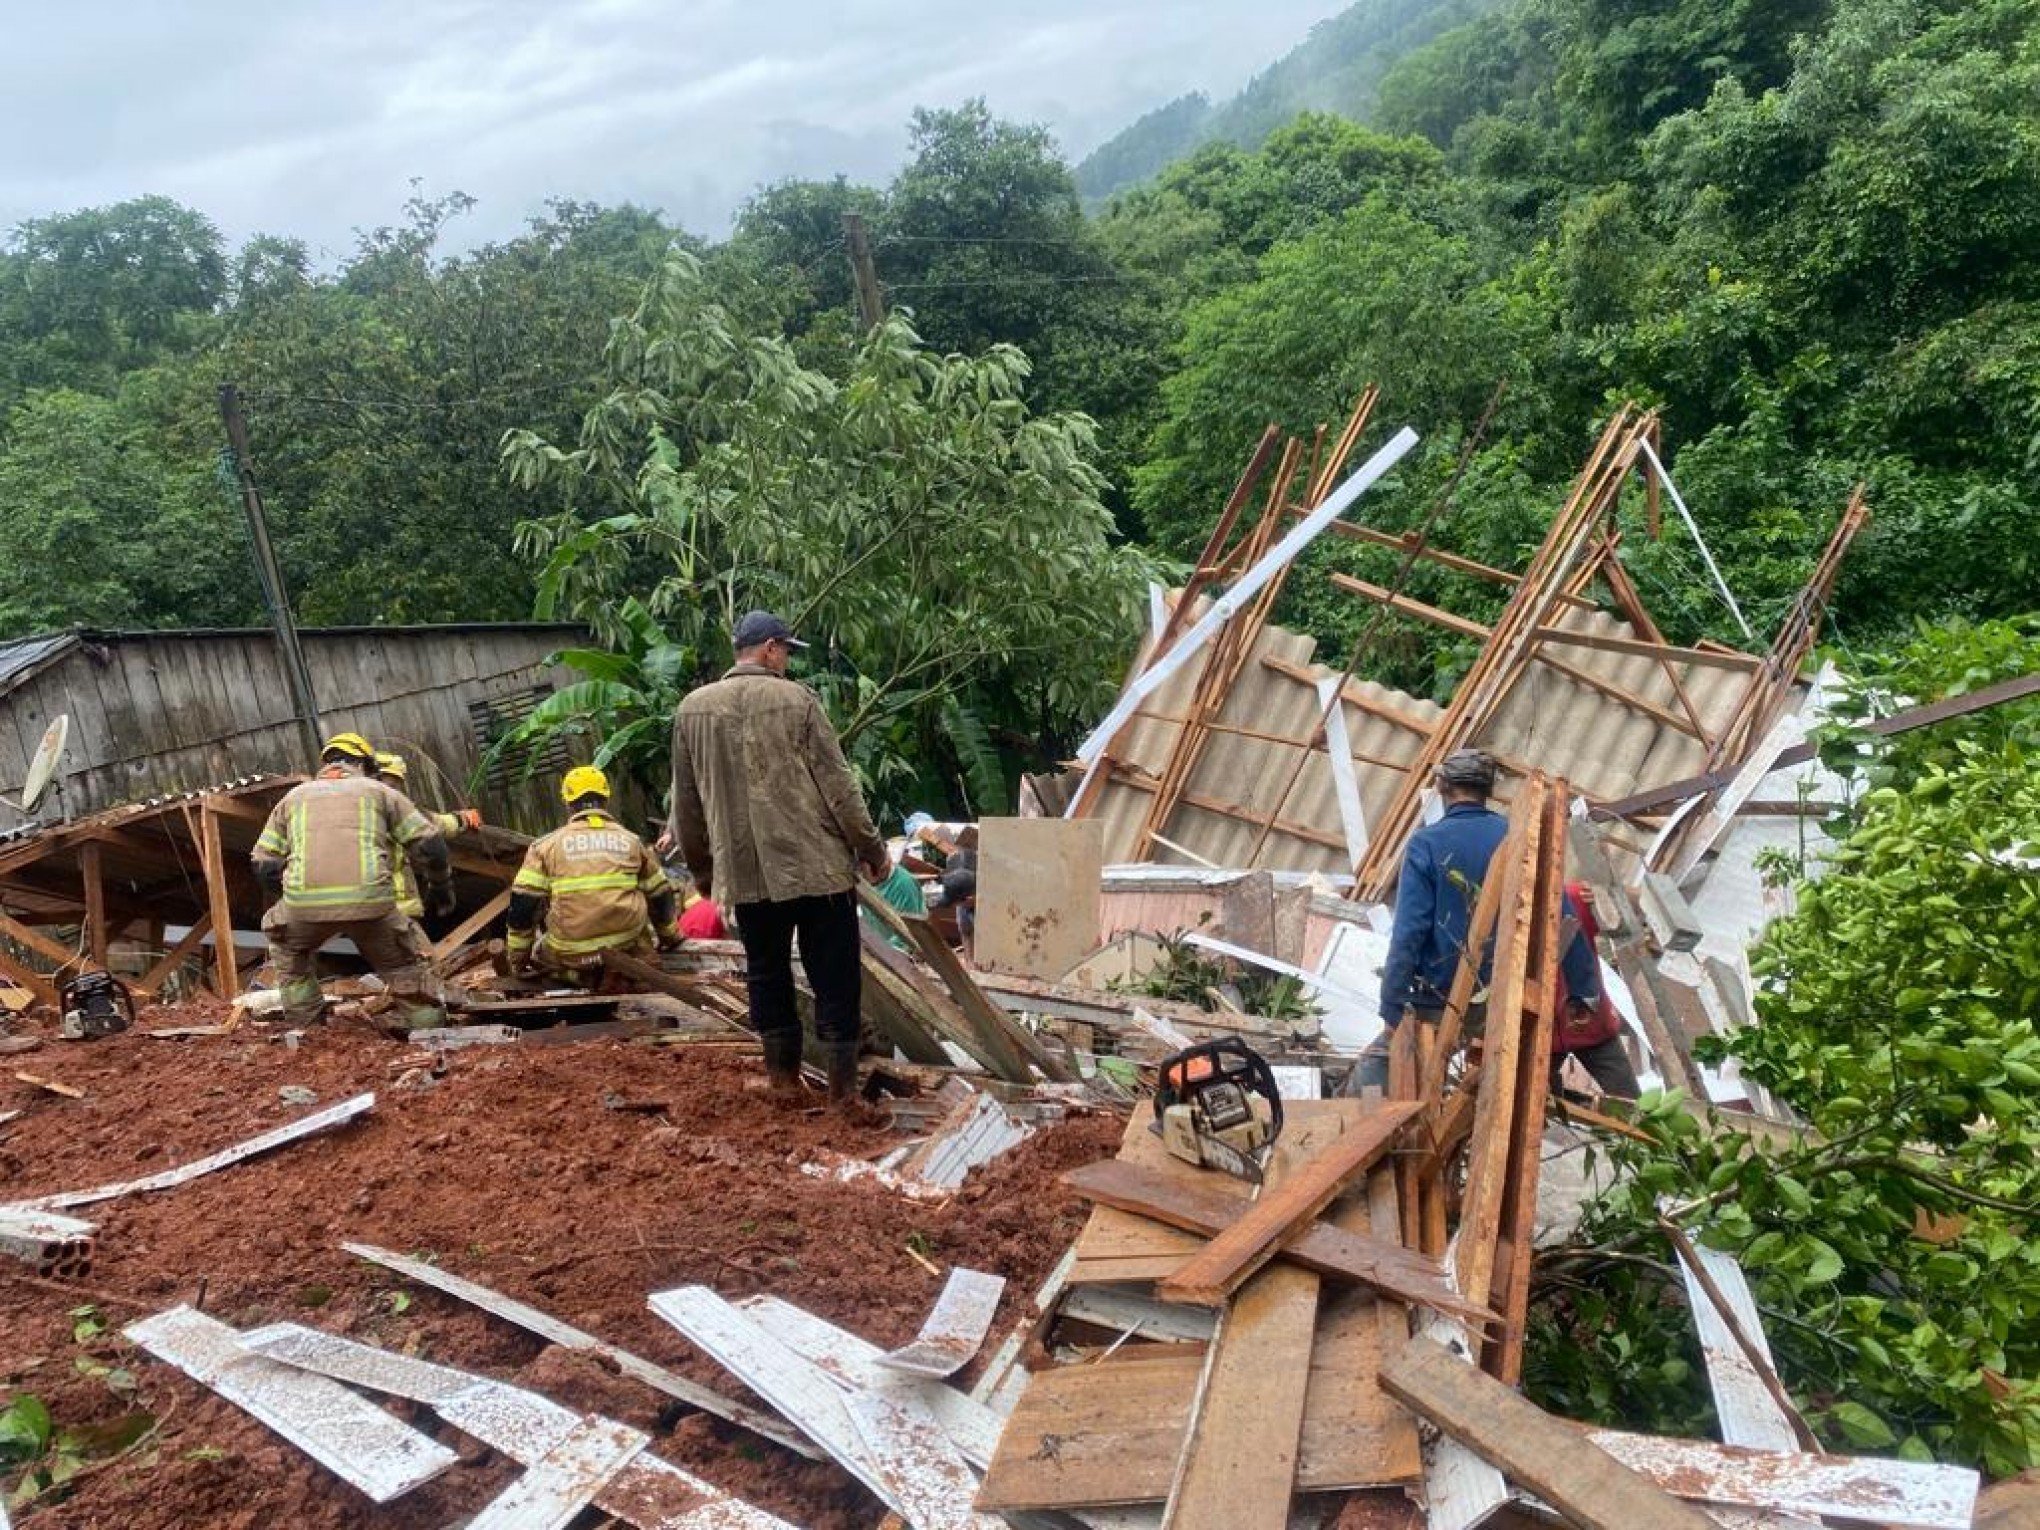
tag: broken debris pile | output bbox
[974,775,1982,1530]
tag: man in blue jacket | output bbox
[1349,748,1602,1093]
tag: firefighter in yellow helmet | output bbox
[507,765,680,979]
[373,752,483,931]
[250,731,453,1030]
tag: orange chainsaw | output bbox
[1151,1038,1284,1183]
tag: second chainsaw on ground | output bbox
[1151,1037,1284,1183]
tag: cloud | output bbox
[0,0,1347,254]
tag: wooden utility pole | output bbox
[218,384,324,764]
[842,213,885,330]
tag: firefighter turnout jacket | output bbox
[508,810,672,965]
[394,812,472,918]
[253,768,449,922]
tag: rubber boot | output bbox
[761,1031,805,1100]
[279,977,326,1029]
[827,1044,885,1125]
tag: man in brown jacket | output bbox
[668,610,889,1108]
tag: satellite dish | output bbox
[20,715,69,812]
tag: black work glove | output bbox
[252,859,285,902]
[425,879,457,919]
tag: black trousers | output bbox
[1554,1033,1641,1101]
[734,891,862,1050]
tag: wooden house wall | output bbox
[0,630,586,836]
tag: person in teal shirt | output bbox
[861,861,927,949]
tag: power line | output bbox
[884,274,1136,292]
[873,233,1094,247]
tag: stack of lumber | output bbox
[978,1097,1433,1525]
[973,774,1985,1530]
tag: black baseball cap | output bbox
[732,610,808,650]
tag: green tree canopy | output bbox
[502,252,1161,811]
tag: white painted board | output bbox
[880,1268,1008,1379]
[126,1307,455,1504]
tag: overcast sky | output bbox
[0,0,1345,259]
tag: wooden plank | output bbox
[975,817,1103,979]
[1353,411,1652,899]
[340,1241,817,1460]
[1450,790,1539,1314]
[1585,1431,1976,1529]
[134,915,212,998]
[860,952,960,1067]
[976,1300,1422,1513]
[1164,1108,1341,1530]
[1380,1337,1718,1530]
[198,803,239,1000]
[977,1350,1204,1510]
[0,909,83,973]
[896,907,1071,1082]
[1162,1253,1317,1530]
[428,886,511,963]
[1487,781,1566,1384]
[878,1267,1006,1379]
[464,1414,647,1530]
[0,945,57,1010]
[1593,670,2040,822]
[1061,1159,1487,1326]
[1156,1101,1421,1307]
[1069,1102,1354,1285]
[1413,1318,1509,1530]
[1066,427,1282,822]
[77,841,107,966]
[124,1306,457,1504]
[1311,519,1596,610]
[1528,626,1761,671]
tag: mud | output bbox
[0,1013,1122,1528]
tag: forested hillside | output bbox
[0,0,2033,716]
[1073,0,1500,203]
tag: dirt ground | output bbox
[0,1008,1124,1529]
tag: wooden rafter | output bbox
[1329,574,1711,740]
[1304,518,1600,612]
[1132,392,1384,863]
[1068,426,1282,822]
[1352,408,1660,900]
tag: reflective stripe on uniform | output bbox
[263,774,421,917]
[541,923,652,955]
[391,804,433,847]
[548,871,644,895]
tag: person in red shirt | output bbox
[678,889,729,940]
[1555,881,1641,1102]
